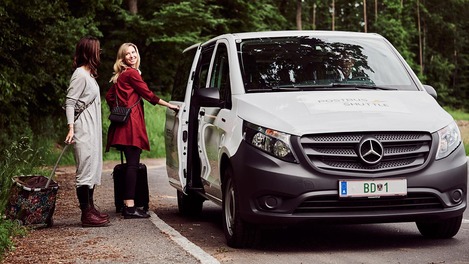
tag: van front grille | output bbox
[300,132,432,173]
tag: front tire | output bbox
[222,165,258,248]
[416,215,463,238]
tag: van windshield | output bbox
[237,36,418,93]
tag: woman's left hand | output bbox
[65,127,75,144]
[168,104,179,113]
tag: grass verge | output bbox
[445,107,469,155]
[0,219,27,260]
[43,97,168,166]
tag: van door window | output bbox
[171,47,197,101]
[210,43,231,109]
[193,43,215,90]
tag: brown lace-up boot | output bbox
[81,207,109,227]
[77,186,109,227]
[89,187,109,219]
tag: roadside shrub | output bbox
[0,137,46,259]
[0,219,27,260]
[0,137,48,215]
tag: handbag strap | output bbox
[115,93,141,108]
[74,97,96,121]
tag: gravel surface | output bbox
[2,159,201,264]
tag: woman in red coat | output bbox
[106,43,178,219]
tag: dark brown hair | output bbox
[73,36,100,77]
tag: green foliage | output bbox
[38,95,169,166]
[445,107,469,121]
[0,138,49,213]
[0,0,469,162]
[0,2,468,256]
[0,0,102,154]
[420,0,469,110]
[445,107,469,155]
[143,100,168,159]
[0,219,27,260]
[0,137,47,258]
[212,0,288,32]
[372,0,418,70]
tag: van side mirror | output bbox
[194,87,224,107]
[423,85,437,99]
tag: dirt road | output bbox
[1,159,204,264]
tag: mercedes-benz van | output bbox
[164,31,467,248]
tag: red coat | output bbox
[105,68,160,152]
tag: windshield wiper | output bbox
[329,83,398,90]
[272,84,302,91]
[246,84,302,92]
[247,83,398,92]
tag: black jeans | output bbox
[122,146,142,200]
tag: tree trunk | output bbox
[417,0,423,75]
[312,3,316,30]
[128,0,138,15]
[375,0,378,23]
[296,0,302,30]
[332,0,335,31]
[363,0,367,32]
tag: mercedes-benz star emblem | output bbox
[358,137,384,165]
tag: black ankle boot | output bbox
[123,206,150,219]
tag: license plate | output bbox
[339,178,407,198]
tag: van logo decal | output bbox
[358,137,384,165]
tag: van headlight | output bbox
[435,121,461,160]
[243,121,297,163]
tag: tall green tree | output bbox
[1,0,468,158]
[371,0,419,71]
[0,0,102,149]
[95,0,288,92]
[421,0,469,109]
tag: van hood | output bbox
[236,91,453,136]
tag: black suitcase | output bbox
[112,152,149,213]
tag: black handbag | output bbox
[109,96,141,124]
[109,106,131,123]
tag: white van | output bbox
[164,31,467,248]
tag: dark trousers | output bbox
[122,146,142,200]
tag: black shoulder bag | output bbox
[109,95,141,124]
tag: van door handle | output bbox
[221,118,226,122]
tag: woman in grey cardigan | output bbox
[64,36,109,227]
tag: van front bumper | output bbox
[230,141,468,225]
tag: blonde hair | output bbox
[110,43,141,83]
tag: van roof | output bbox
[186,31,384,52]
[209,30,383,43]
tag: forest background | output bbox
[1,0,469,163]
[1,0,469,256]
